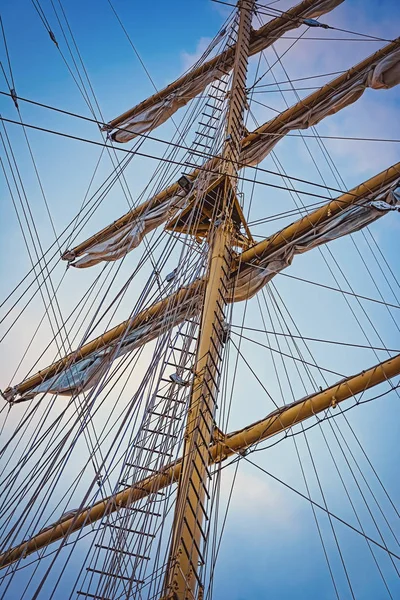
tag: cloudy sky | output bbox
[0,0,399,598]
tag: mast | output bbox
[161,2,254,598]
[1,1,400,597]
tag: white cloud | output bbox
[219,466,298,534]
[180,37,213,72]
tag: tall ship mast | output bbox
[0,0,399,598]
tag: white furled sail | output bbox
[67,191,186,269]
[107,0,345,143]
[4,291,202,402]
[6,177,399,402]
[240,48,400,166]
[65,41,400,269]
[234,184,400,299]
[110,68,226,144]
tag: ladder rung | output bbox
[210,83,226,92]
[182,519,207,564]
[87,568,132,582]
[205,102,223,111]
[195,131,215,140]
[151,411,181,420]
[77,592,113,600]
[106,525,156,537]
[203,362,219,389]
[183,514,207,543]
[166,362,193,372]
[193,440,212,480]
[176,336,197,346]
[95,543,153,557]
[201,112,219,120]
[135,446,172,456]
[192,141,210,149]
[127,463,161,473]
[207,351,222,378]
[191,453,211,486]
[201,380,218,414]
[210,336,223,362]
[190,461,211,501]
[198,122,218,130]
[123,506,161,517]
[143,428,177,438]
[186,492,209,528]
[180,537,206,572]
[157,385,187,399]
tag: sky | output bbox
[0,0,400,599]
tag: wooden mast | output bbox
[160,3,254,598]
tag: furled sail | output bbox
[5,165,399,402]
[106,0,345,143]
[64,39,400,269]
[63,191,187,269]
[241,47,400,167]
[3,282,204,402]
[234,184,400,298]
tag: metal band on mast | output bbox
[161,3,255,598]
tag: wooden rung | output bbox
[86,568,132,582]
[166,362,193,371]
[181,529,206,570]
[96,543,154,555]
[142,427,177,438]
[175,336,197,345]
[210,83,226,91]
[126,463,160,473]
[189,464,211,501]
[183,515,207,543]
[195,131,215,140]
[191,454,211,485]
[107,524,156,537]
[193,439,213,477]
[123,507,161,517]
[192,141,210,149]
[204,102,223,111]
[197,122,218,130]
[151,411,181,420]
[201,112,219,120]
[135,446,172,456]
[157,383,188,397]
[77,592,113,600]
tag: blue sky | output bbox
[0,0,399,599]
